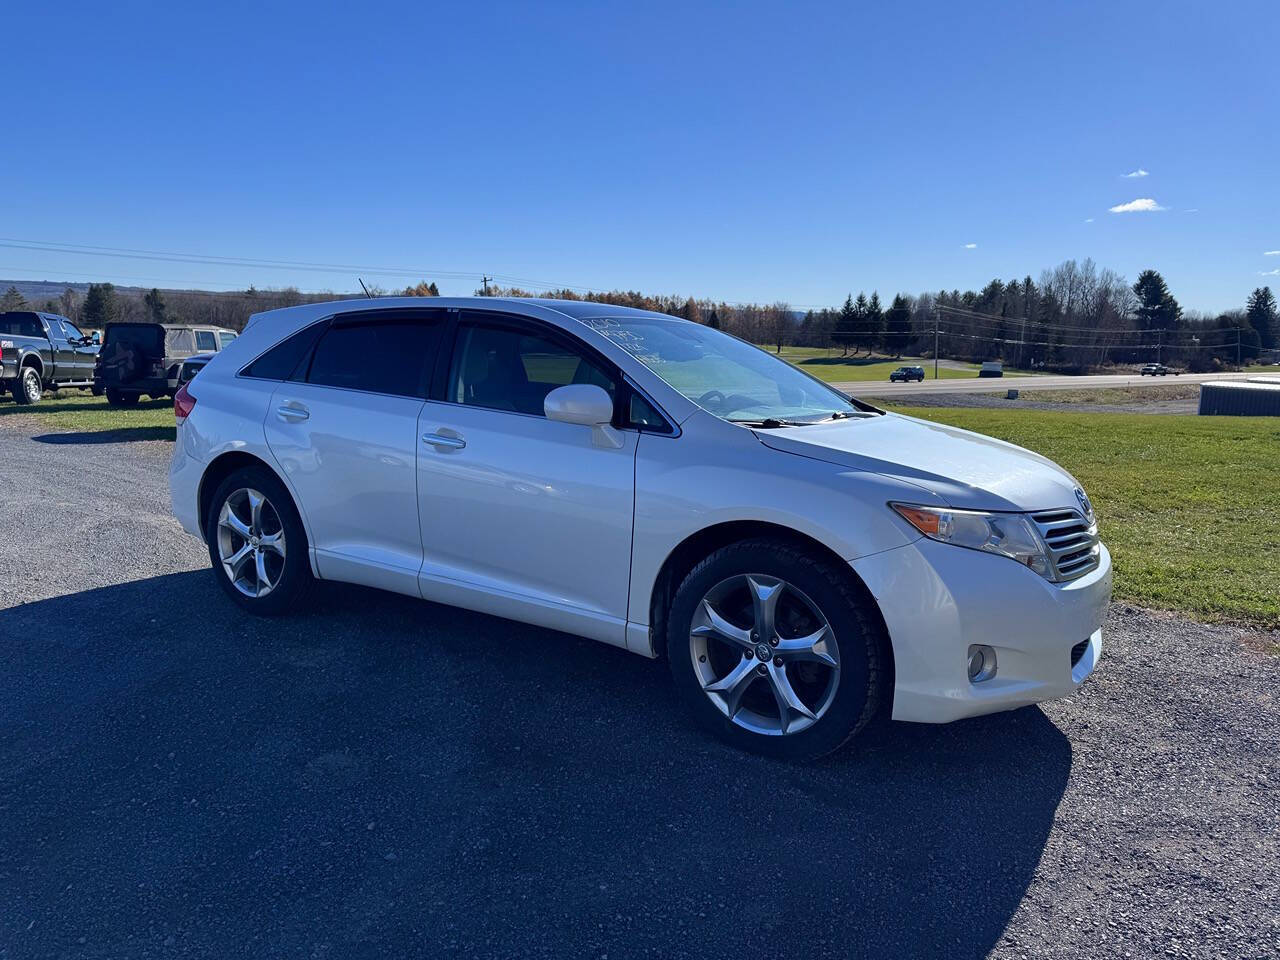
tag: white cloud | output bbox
[1109,198,1167,213]
[963,243,977,249]
[1260,269,1280,276]
[1122,168,1149,178]
[1084,218,1095,223]
[1265,250,1280,256]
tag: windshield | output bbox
[581,315,860,424]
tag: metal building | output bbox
[1198,378,1280,416]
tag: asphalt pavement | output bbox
[844,369,1269,398]
[1,414,1277,959]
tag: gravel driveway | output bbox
[1,416,1276,959]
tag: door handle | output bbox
[422,432,466,450]
[276,403,310,422]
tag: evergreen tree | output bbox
[681,297,701,324]
[144,287,168,322]
[81,282,121,328]
[1,286,28,311]
[884,294,912,357]
[851,292,869,356]
[707,309,721,329]
[866,292,885,354]
[1245,286,1277,350]
[835,294,856,355]
[1132,269,1181,332]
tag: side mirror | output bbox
[544,384,623,448]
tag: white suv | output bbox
[170,298,1111,758]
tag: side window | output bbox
[195,330,218,351]
[62,320,85,341]
[306,317,438,397]
[218,332,237,349]
[44,318,65,339]
[448,323,617,417]
[627,391,672,433]
[241,321,328,381]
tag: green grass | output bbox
[764,346,1026,383]
[884,404,1280,629]
[0,392,175,438]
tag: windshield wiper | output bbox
[731,417,808,428]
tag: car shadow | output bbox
[0,572,1071,959]
[32,427,174,444]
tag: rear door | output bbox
[264,308,446,597]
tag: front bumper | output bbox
[852,536,1112,723]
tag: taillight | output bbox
[174,382,196,424]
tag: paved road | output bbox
[1,417,1277,959]
[842,369,1269,398]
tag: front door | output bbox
[264,309,445,597]
[60,319,96,380]
[415,313,637,645]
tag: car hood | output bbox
[756,412,1082,512]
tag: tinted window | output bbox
[218,332,237,349]
[196,330,218,351]
[0,314,44,337]
[241,321,328,381]
[307,317,437,397]
[448,323,616,417]
[63,320,85,340]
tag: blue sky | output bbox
[2,0,1276,313]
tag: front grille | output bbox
[1032,508,1101,582]
[1070,638,1090,667]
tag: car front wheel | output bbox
[205,466,314,616]
[667,539,885,759]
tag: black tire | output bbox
[205,465,314,616]
[105,389,139,407]
[12,367,43,405]
[666,538,886,760]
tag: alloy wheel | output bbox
[216,488,287,598]
[689,574,840,736]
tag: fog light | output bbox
[967,644,997,683]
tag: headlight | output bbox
[891,503,1051,579]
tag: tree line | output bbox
[3,259,1275,372]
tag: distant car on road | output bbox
[170,297,1111,759]
[95,322,236,406]
[0,310,100,404]
[889,365,925,383]
[978,361,1004,378]
[1140,363,1172,376]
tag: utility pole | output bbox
[934,306,940,380]
[481,275,494,296]
[1237,327,1242,367]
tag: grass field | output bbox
[0,392,174,439]
[765,346,1028,383]
[6,391,1276,629]
[885,404,1280,629]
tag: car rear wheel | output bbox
[13,367,42,405]
[667,539,885,759]
[205,466,314,616]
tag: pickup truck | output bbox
[0,311,101,404]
